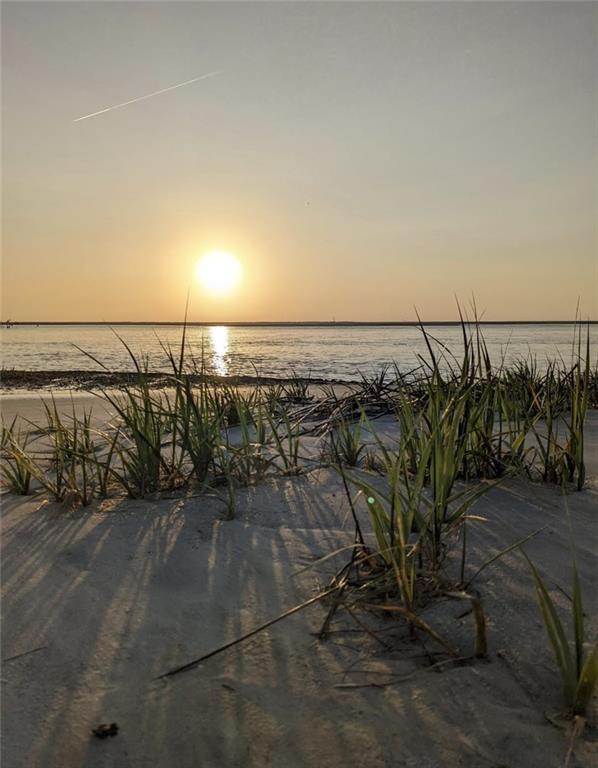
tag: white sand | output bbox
[1,395,597,768]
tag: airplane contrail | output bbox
[73,70,223,122]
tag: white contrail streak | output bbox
[73,70,223,122]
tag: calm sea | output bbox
[1,324,596,382]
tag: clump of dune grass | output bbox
[281,371,313,405]
[325,412,368,468]
[226,403,273,485]
[264,406,302,474]
[172,376,219,486]
[66,407,96,506]
[321,317,522,655]
[66,328,314,506]
[103,384,167,497]
[213,385,257,427]
[563,325,591,491]
[310,313,594,697]
[37,396,76,502]
[521,544,597,719]
[93,427,120,499]
[0,418,37,495]
[530,362,567,484]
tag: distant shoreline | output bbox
[2,320,596,327]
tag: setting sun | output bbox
[194,251,242,296]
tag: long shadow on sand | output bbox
[2,471,597,768]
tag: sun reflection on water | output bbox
[209,326,229,376]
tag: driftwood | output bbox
[155,584,341,681]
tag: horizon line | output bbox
[3,320,597,327]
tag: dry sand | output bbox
[1,395,597,768]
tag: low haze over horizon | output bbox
[2,2,597,322]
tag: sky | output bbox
[2,1,597,322]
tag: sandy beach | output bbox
[2,392,597,768]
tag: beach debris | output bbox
[2,645,48,664]
[92,723,119,739]
[155,584,342,680]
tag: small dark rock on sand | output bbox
[92,723,119,739]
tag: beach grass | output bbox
[0,417,36,495]
[1,318,593,503]
[522,545,597,718]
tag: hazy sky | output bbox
[2,1,597,322]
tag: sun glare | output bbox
[195,251,242,296]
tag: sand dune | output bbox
[1,398,597,768]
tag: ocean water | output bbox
[1,324,596,382]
